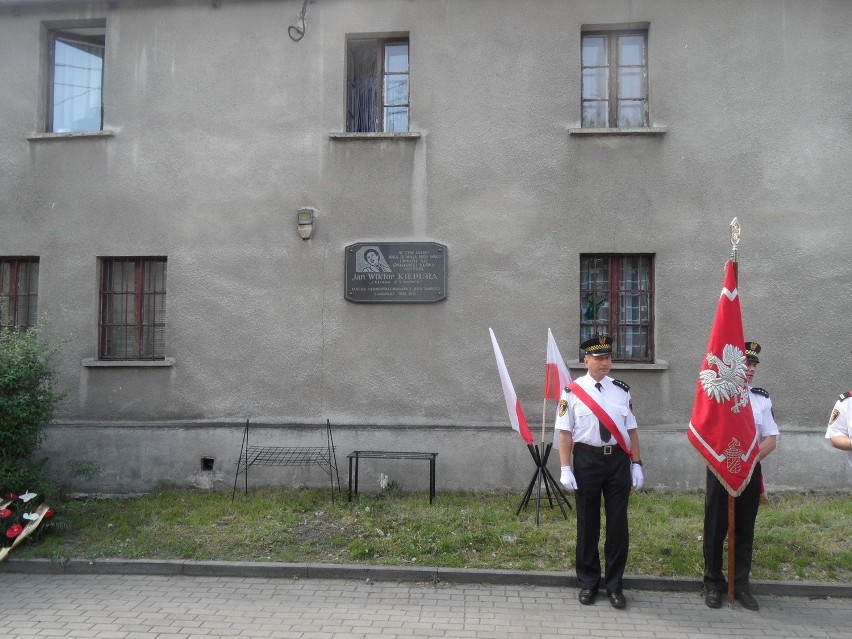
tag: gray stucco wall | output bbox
[1,0,850,493]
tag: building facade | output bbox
[1,0,850,494]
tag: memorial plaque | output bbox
[345,242,448,303]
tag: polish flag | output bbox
[489,328,534,445]
[687,260,759,496]
[544,328,571,400]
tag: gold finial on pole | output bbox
[730,217,741,263]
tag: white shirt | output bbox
[825,394,852,467]
[554,373,637,448]
[748,387,780,442]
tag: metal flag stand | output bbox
[516,356,573,524]
[515,441,572,524]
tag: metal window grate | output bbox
[579,254,654,362]
[99,257,166,360]
[0,258,39,329]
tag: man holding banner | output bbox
[702,340,778,611]
[688,243,762,611]
[555,335,643,610]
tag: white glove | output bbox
[560,466,577,490]
[631,463,644,490]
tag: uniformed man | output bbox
[824,386,852,465]
[555,335,643,610]
[703,341,779,611]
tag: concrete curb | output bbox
[1,558,850,598]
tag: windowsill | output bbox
[329,132,422,140]
[28,130,115,142]
[568,126,668,136]
[567,359,669,371]
[82,357,175,368]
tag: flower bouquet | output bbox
[0,491,54,562]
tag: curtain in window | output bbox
[580,256,611,344]
[141,260,167,357]
[18,261,39,327]
[102,261,135,358]
[347,40,377,133]
[617,256,651,360]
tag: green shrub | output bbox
[0,326,65,495]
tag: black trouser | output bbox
[572,443,632,594]
[702,463,762,592]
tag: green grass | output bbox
[11,487,852,583]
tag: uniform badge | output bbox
[829,408,839,425]
[558,399,568,417]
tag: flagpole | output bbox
[726,217,741,608]
[538,395,549,522]
[538,334,549,523]
[537,332,551,523]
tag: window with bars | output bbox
[346,36,409,133]
[581,28,649,128]
[46,23,105,133]
[99,258,166,360]
[0,258,39,330]
[579,254,654,362]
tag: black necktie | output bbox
[595,382,611,443]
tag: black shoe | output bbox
[735,590,759,611]
[607,592,627,609]
[578,588,597,605]
[705,590,722,609]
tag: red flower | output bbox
[3,493,17,501]
[0,509,11,519]
[6,524,23,539]
[44,508,55,519]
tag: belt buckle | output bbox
[602,445,613,455]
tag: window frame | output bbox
[579,254,655,363]
[98,257,167,361]
[346,35,410,133]
[581,28,649,129]
[0,258,40,330]
[44,22,106,134]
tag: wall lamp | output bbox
[297,207,316,240]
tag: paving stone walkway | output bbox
[2,572,851,639]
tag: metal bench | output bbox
[232,419,340,500]
[346,450,438,504]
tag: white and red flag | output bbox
[544,328,571,400]
[489,328,534,445]
[687,260,759,496]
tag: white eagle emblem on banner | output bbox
[699,344,749,413]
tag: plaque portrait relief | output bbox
[356,246,392,273]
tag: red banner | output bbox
[687,260,759,496]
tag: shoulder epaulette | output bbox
[839,391,852,402]
[563,385,572,394]
[751,387,770,398]
[612,379,630,393]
